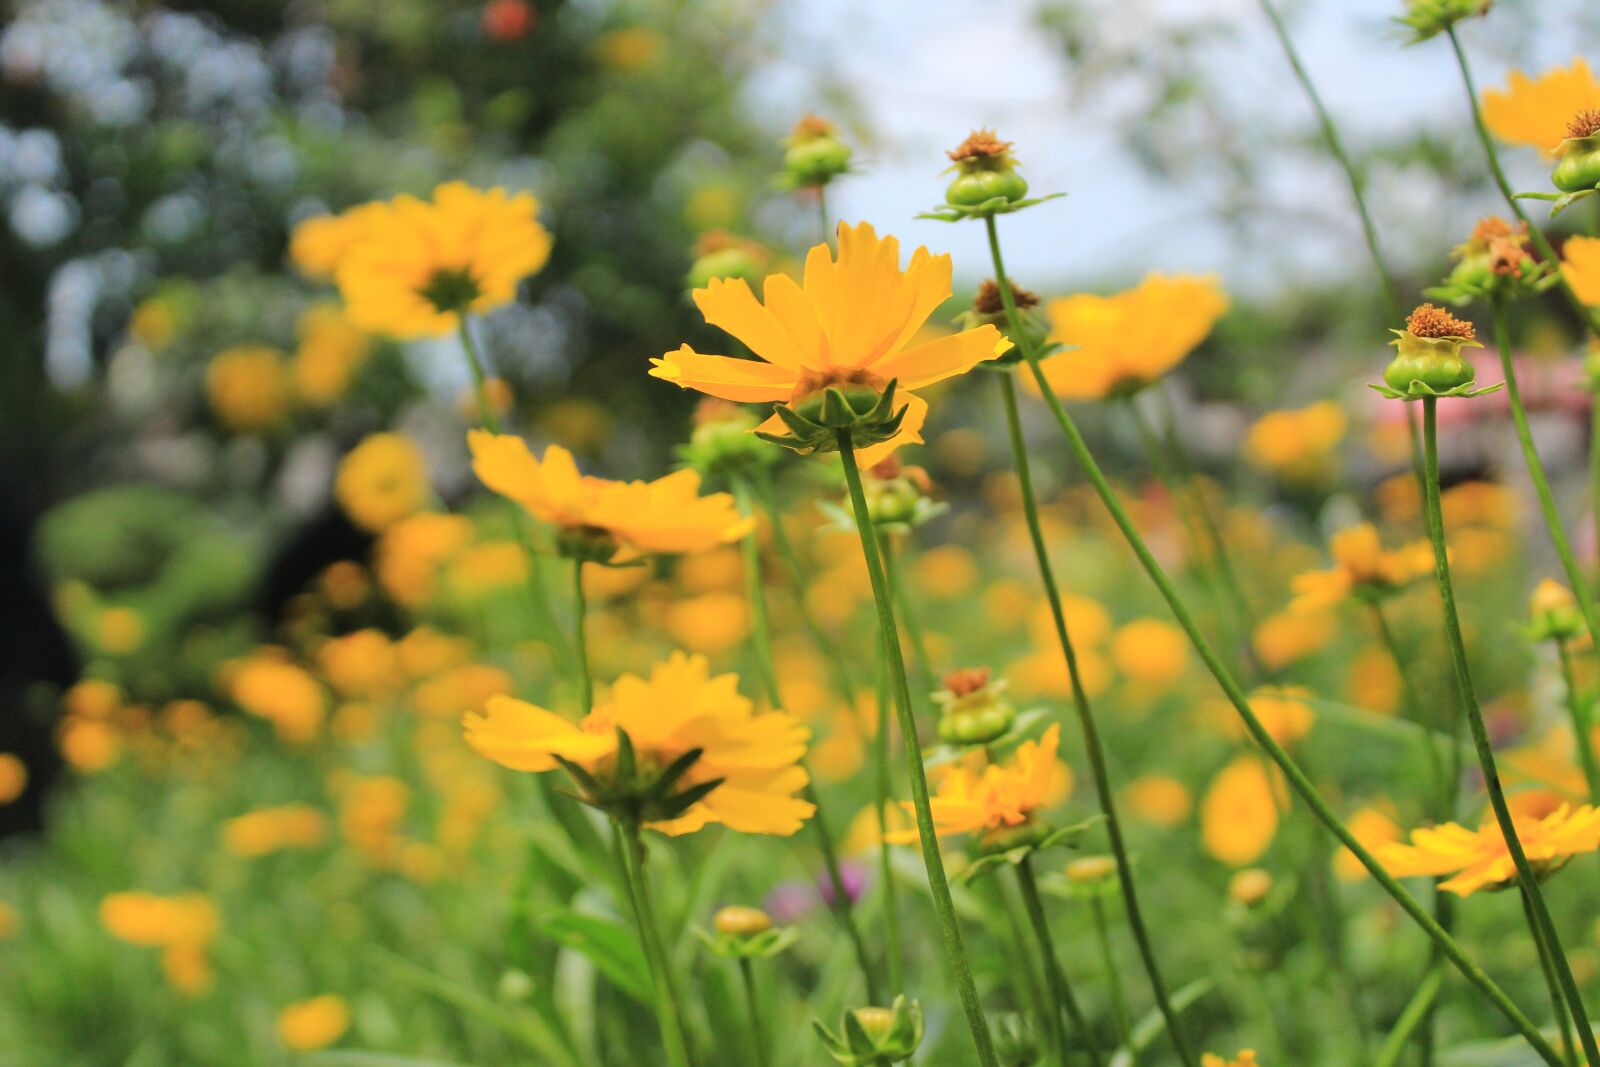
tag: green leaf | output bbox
[536,909,654,1005]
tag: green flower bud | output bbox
[781,115,852,189]
[1525,579,1586,643]
[677,398,774,477]
[1396,0,1492,43]
[956,279,1045,363]
[943,130,1029,212]
[1375,304,1489,401]
[934,667,1017,746]
[979,817,1053,857]
[814,996,925,1065]
[1552,120,1600,193]
[756,375,908,457]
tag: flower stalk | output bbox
[616,820,695,1067]
[1086,892,1135,1054]
[739,957,769,1067]
[1015,856,1101,1067]
[571,559,592,714]
[1555,637,1600,803]
[837,428,1001,1067]
[1522,887,1580,1067]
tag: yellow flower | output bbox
[230,653,325,744]
[1379,803,1600,896]
[651,221,1011,466]
[277,995,350,1051]
[888,725,1064,844]
[596,26,664,72]
[1030,273,1228,400]
[1203,1051,1260,1067]
[0,753,26,804]
[1288,523,1433,614]
[1111,617,1189,688]
[1253,608,1336,670]
[1124,774,1191,826]
[129,296,180,348]
[332,182,552,338]
[293,304,372,406]
[1561,234,1600,306]
[335,432,430,533]
[468,433,752,559]
[334,774,411,867]
[290,201,391,280]
[375,512,474,607]
[1334,803,1401,881]
[222,804,327,857]
[100,891,219,996]
[1243,401,1346,478]
[465,651,815,836]
[319,629,402,700]
[1200,755,1283,866]
[206,345,290,432]
[1214,686,1315,747]
[1482,59,1600,154]
[664,591,749,656]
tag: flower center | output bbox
[1406,303,1476,340]
[417,268,482,315]
[1568,108,1600,140]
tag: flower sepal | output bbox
[922,705,1054,768]
[1514,186,1598,219]
[695,906,800,960]
[756,378,908,457]
[551,728,722,825]
[956,815,1102,886]
[814,997,925,1065]
[1368,380,1504,402]
[1373,315,1499,401]
[676,400,780,479]
[1395,0,1492,43]
[554,526,623,564]
[917,191,1065,224]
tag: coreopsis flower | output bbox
[1111,617,1189,689]
[1202,1052,1261,1067]
[1228,868,1273,907]
[1334,803,1402,881]
[1288,523,1433,614]
[1560,235,1600,306]
[1551,108,1600,193]
[375,513,474,607]
[229,653,325,744]
[100,891,219,995]
[0,752,25,805]
[1243,401,1347,477]
[1482,59,1600,154]
[206,345,291,432]
[290,202,391,280]
[815,997,925,1066]
[1396,0,1491,43]
[222,804,327,857]
[327,182,552,339]
[943,130,1029,208]
[778,114,852,189]
[465,651,816,836]
[650,221,1011,466]
[933,667,1018,746]
[1377,304,1495,401]
[1029,273,1229,401]
[277,995,350,1051]
[468,433,752,561]
[1526,578,1586,642]
[292,304,372,407]
[888,725,1065,852]
[1427,216,1550,303]
[1124,774,1191,827]
[1200,756,1282,866]
[1379,803,1600,895]
[335,433,431,533]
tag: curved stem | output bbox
[874,637,906,995]
[738,957,769,1067]
[1591,400,1600,576]
[1374,966,1445,1067]
[1017,857,1102,1067]
[1490,298,1600,660]
[837,429,1000,1067]
[1556,638,1600,803]
[616,820,694,1067]
[998,370,1198,1067]
[987,206,1563,1064]
[1524,887,1580,1067]
[1368,600,1450,816]
[1422,397,1598,1066]
[731,473,882,1003]
[1446,27,1600,338]
[881,531,937,699]
[572,560,592,715]
[1088,893,1135,1055]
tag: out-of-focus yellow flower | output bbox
[0,900,15,940]
[1348,646,1402,716]
[230,653,325,744]
[290,201,391,280]
[58,717,120,772]
[915,544,979,600]
[595,26,664,72]
[320,561,371,611]
[413,663,513,720]
[1111,617,1188,688]
[277,995,350,1051]
[336,433,430,533]
[842,801,915,855]
[1243,401,1346,479]
[1213,687,1315,747]
[466,652,815,836]
[1228,868,1273,906]
[983,578,1034,632]
[469,434,752,560]
[319,629,402,701]
[1380,803,1600,896]
[293,304,372,406]
[652,221,1010,466]
[1288,523,1433,614]
[100,891,218,996]
[334,774,410,867]
[1031,595,1111,649]
[64,678,122,719]
[1482,59,1600,154]
[1200,755,1282,866]
[447,541,528,599]
[129,296,180,348]
[1334,803,1401,881]
[375,513,474,607]
[888,726,1064,846]
[0,753,27,804]
[1009,645,1112,702]
[96,606,145,653]
[1124,774,1191,827]
[676,545,745,593]
[1030,273,1228,400]
[664,592,749,656]
[397,627,472,679]
[331,183,552,339]
[1253,608,1336,671]
[206,345,290,432]
[1441,480,1518,528]
[1202,1051,1260,1067]
[1561,235,1600,307]
[223,804,327,857]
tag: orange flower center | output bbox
[1568,108,1600,139]
[1406,303,1476,340]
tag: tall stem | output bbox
[1368,601,1450,815]
[1016,857,1102,1067]
[616,820,694,1067]
[998,371,1198,1067]
[1490,298,1600,659]
[1556,638,1600,803]
[1087,893,1135,1055]
[1374,967,1444,1067]
[837,429,1000,1067]
[982,213,1563,1064]
[738,957,769,1067]
[881,532,937,699]
[1591,400,1600,576]
[730,473,882,1003]
[572,559,592,715]
[817,186,831,247]
[1446,28,1600,338]
[874,638,906,995]
[1523,887,1580,1067]
[1421,397,1598,1066]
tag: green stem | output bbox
[616,820,694,1067]
[572,559,592,715]
[738,957,769,1067]
[1088,893,1135,1056]
[1368,600,1450,816]
[817,185,831,247]
[730,472,882,1003]
[1524,886,1580,1067]
[1591,399,1600,576]
[1017,857,1102,1067]
[881,531,937,699]
[1374,965,1445,1067]
[997,370,1198,1067]
[1490,297,1600,661]
[985,214,1563,1064]
[837,429,1000,1067]
[1446,27,1600,339]
[1556,638,1600,803]
[1257,0,1401,322]
[875,636,906,995]
[1421,397,1598,1067]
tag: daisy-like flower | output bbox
[468,431,752,561]
[1202,1051,1260,1067]
[1288,523,1433,614]
[1482,59,1600,155]
[1028,273,1229,401]
[289,202,392,281]
[1560,235,1600,306]
[100,891,219,995]
[320,182,552,339]
[1379,803,1600,896]
[464,652,815,836]
[889,725,1063,851]
[650,221,1011,466]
